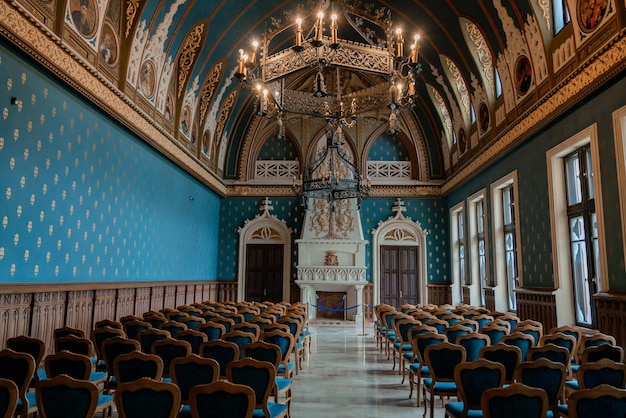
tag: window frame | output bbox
[613,104,626,283]
[491,171,522,313]
[468,189,489,307]
[450,201,465,306]
[547,123,606,326]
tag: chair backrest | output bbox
[137,329,171,354]
[497,313,520,332]
[223,332,257,359]
[424,342,466,382]
[444,325,473,344]
[180,317,206,331]
[120,315,143,325]
[422,318,448,334]
[200,340,240,380]
[54,335,93,357]
[95,319,123,330]
[159,321,188,337]
[113,351,164,384]
[223,313,245,325]
[175,330,207,355]
[91,326,126,361]
[260,330,295,378]
[473,314,495,329]
[479,343,522,384]
[567,384,626,418]
[481,382,548,418]
[575,359,626,389]
[550,325,582,362]
[457,333,490,361]
[232,323,261,340]
[581,333,616,350]
[412,332,447,365]
[539,332,577,356]
[167,312,189,323]
[0,378,18,418]
[36,374,98,418]
[44,350,91,380]
[212,317,236,333]
[242,341,281,371]
[53,327,86,340]
[124,320,153,341]
[170,355,219,403]
[151,338,192,378]
[0,349,36,415]
[115,378,181,418]
[189,381,254,418]
[6,336,46,368]
[455,359,505,412]
[247,317,273,329]
[456,319,479,332]
[527,343,570,369]
[501,332,535,361]
[144,315,168,329]
[102,337,141,377]
[143,311,166,319]
[514,358,566,414]
[480,325,509,345]
[197,322,227,342]
[515,324,543,346]
[394,318,422,343]
[582,345,624,363]
[226,358,275,415]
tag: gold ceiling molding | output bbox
[125,0,140,38]
[177,23,204,99]
[442,32,626,195]
[227,184,442,198]
[0,0,228,196]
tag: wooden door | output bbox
[245,244,283,302]
[380,245,419,307]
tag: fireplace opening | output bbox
[316,291,347,320]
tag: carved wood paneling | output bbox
[185,285,195,305]
[461,286,471,305]
[427,284,451,306]
[116,288,136,320]
[135,288,151,315]
[516,288,557,333]
[484,288,496,311]
[290,283,300,304]
[0,293,31,349]
[31,292,66,355]
[595,293,626,349]
[206,283,218,302]
[66,290,94,336]
[164,286,177,309]
[201,284,211,303]
[176,285,187,307]
[151,286,164,311]
[93,289,117,324]
[219,283,237,303]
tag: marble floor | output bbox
[290,321,446,418]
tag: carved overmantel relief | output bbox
[371,198,429,307]
[237,198,292,302]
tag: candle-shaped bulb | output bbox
[314,12,324,43]
[411,34,420,63]
[249,41,258,64]
[295,18,303,47]
[331,14,338,45]
[395,28,404,57]
[237,49,245,75]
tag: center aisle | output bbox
[289,321,446,418]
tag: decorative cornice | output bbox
[442,31,626,194]
[177,23,204,99]
[0,1,228,197]
[227,184,442,198]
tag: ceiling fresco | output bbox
[1,0,624,196]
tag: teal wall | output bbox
[218,197,449,284]
[367,133,409,161]
[257,136,298,160]
[0,44,221,283]
[448,77,626,290]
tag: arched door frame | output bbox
[237,198,292,302]
[371,198,428,307]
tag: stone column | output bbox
[354,283,366,334]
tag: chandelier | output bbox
[234,2,421,209]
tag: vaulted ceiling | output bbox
[2,0,624,196]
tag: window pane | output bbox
[592,212,600,282]
[477,201,484,234]
[569,215,591,325]
[586,147,595,199]
[506,249,517,311]
[553,0,570,34]
[458,213,464,239]
[503,187,513,225]
[565,153,582,205]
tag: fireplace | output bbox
[316,291,347,320]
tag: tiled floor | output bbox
[290,321,446,418]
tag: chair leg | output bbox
[408,370,414,399]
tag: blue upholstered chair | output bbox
[143,315,167,330]
[549,325,582,365]
[563,358,626,398]
[0,378,18,418]
[472,314,495,330]
[170,355,219,418]
[565,384,626,418]
[200,340,240,380]
[113,351,164,384]
[53,326,86,340]
[180,316,206,331]
[159,321,188,337]
[223,331,257,360]
[226,358,288,418]
[175,330,207,355]
[501,332,535,361]
[444,325,472,345]
[197,321,227,342]
[189,381,255,418]
[479,343,521,384]
[481,383,548,418]
[527,343,571,378]
[137,329,170,354]
[95,319,123,330]
[6,336,46,386]
[91,326,127,371]
[444,358,504,418]
[480,325,508,345]
[515,323,543,346]
[582,344,624,363]
[44,350,108,385]
[514,358,566,418]
[408,332,447,407]
[261,330,295,380]
[151,338,191,380]
[423,342,466,418]
[36,374,113,418]
[101,336,141,392]
[391,318,421,379]
[0,349,36,418]
[123,320,152,341]
[233,323,262,340]
[114,378,181,418]
[457,333,490,362]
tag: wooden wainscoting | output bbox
[595,292,626,348]
[516,288,557,332]
[484,288,496,311]
[461,286,471,305]
[0,280,238,352]
[427,284,452,306]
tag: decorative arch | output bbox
[237,198,292,302]
[371,198,429,307]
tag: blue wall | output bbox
[0,45,221,283]
[447,77,626,290]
